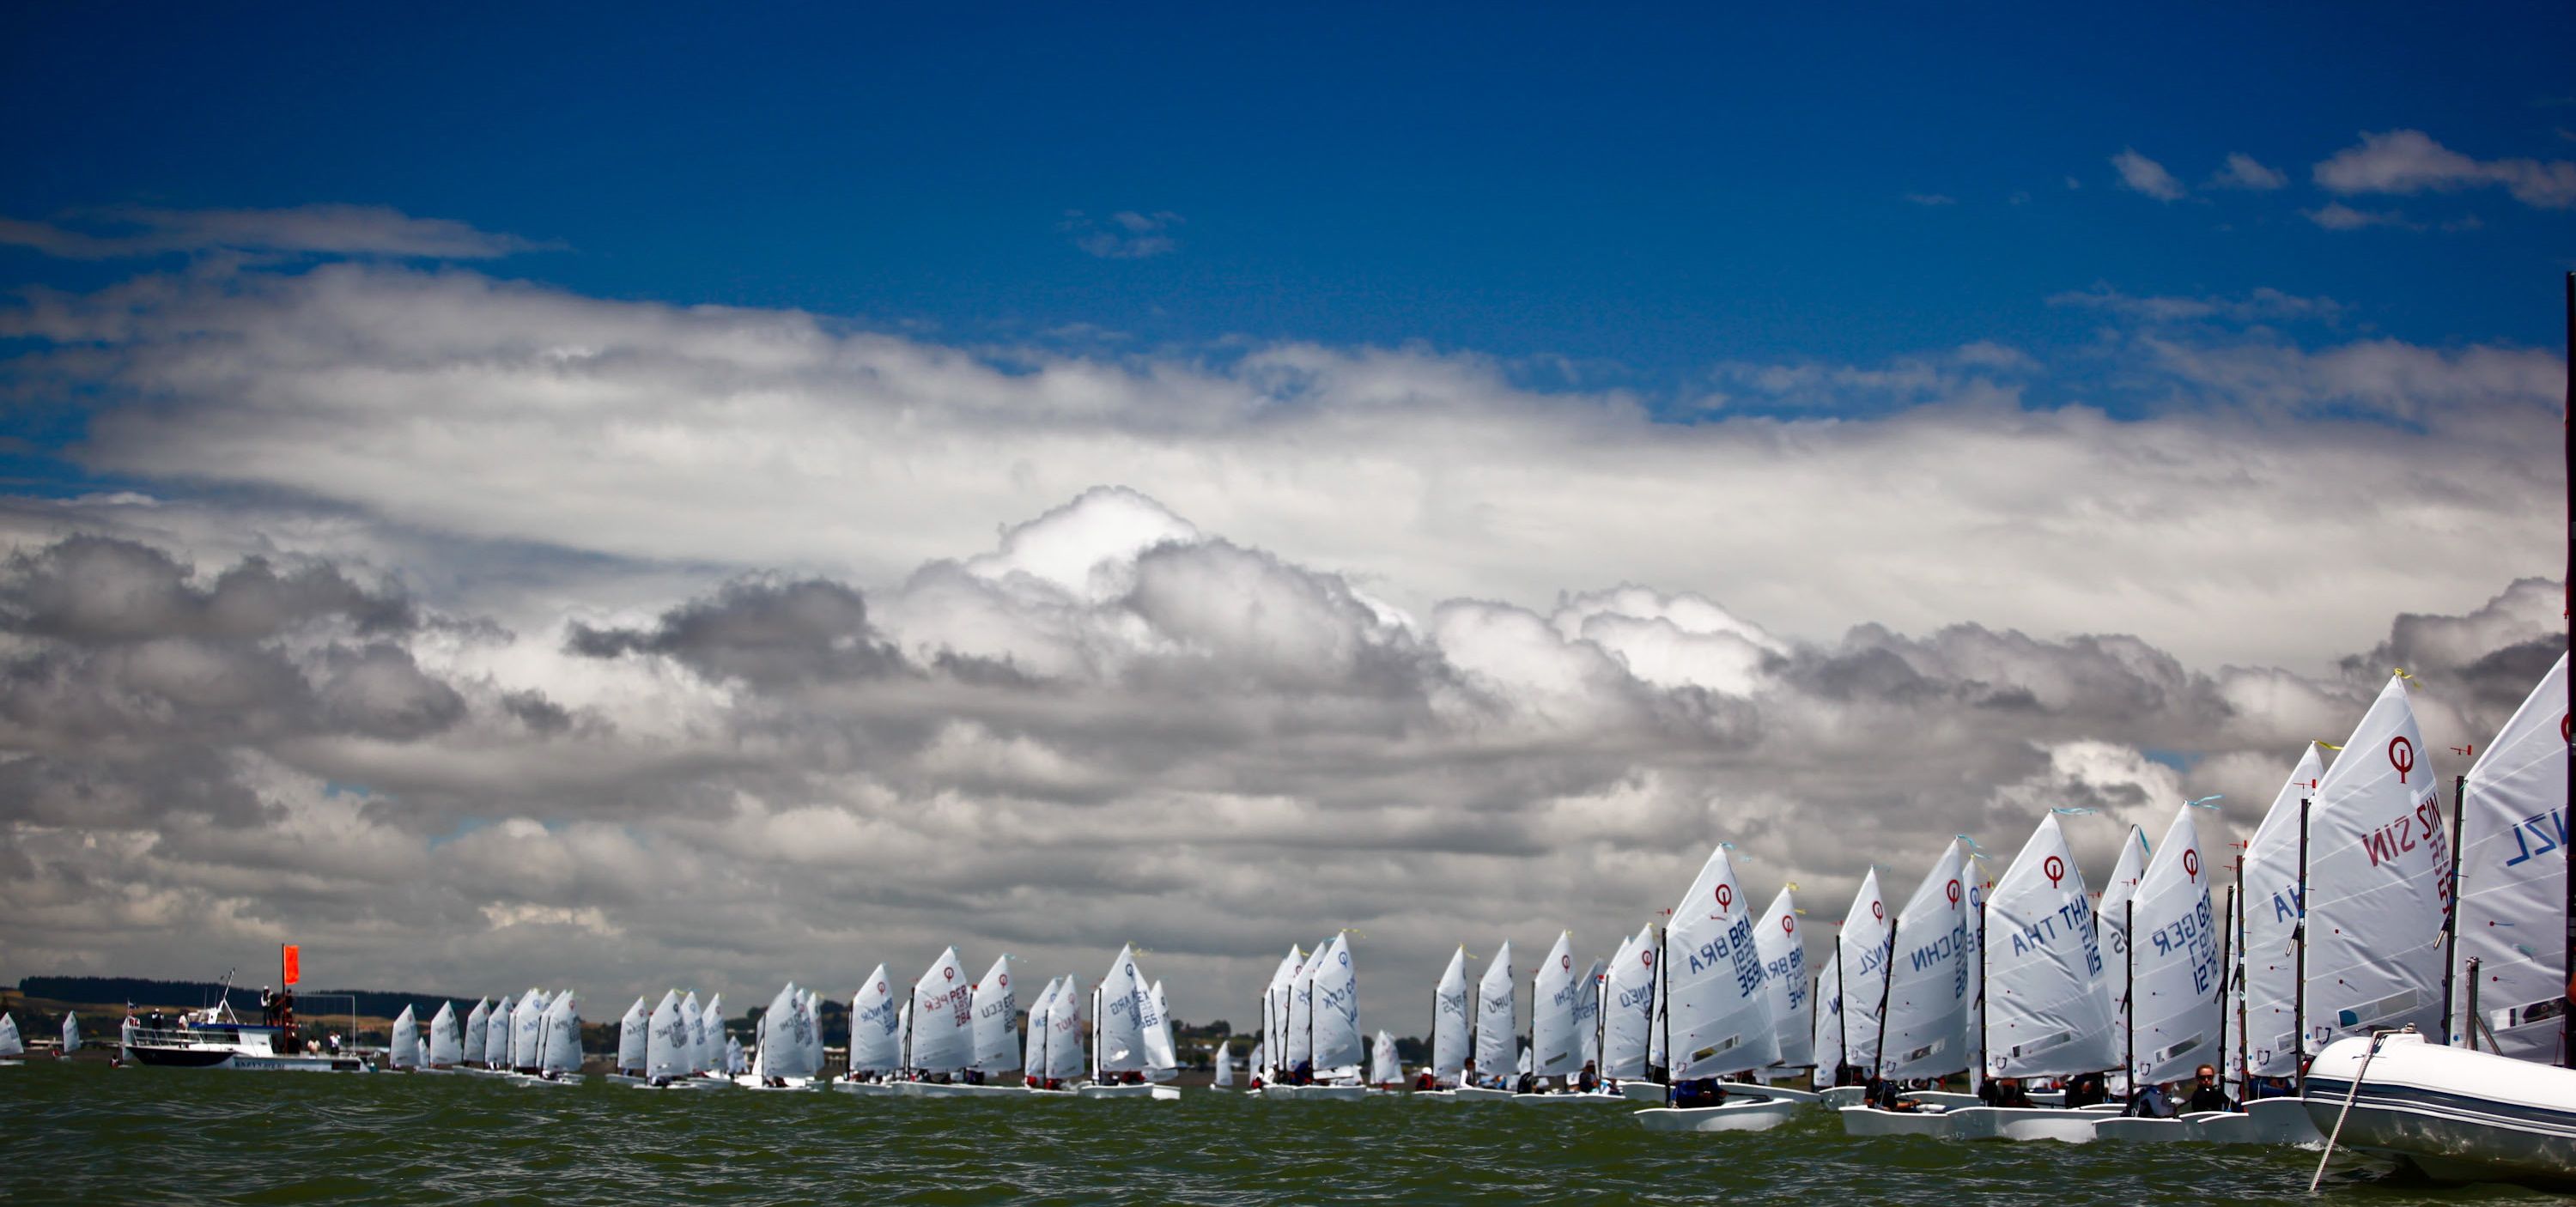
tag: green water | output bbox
[0,1064,2558,1205]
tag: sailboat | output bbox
[481,994,513,1071]
[1244,1039,1265,1092]
[896,949,975,1094]
[1840,840,1976,1136]
[1084,945,1181,1099]
[1451,941,1517,1101]
[2300,655,2576,1186]
[1753,887,1818,1099]
[1942,814,2122,1142]
[387,1005,419,1071]
[1818,869,1893,1107]
[2228,746,2333,1143]
[2096,822,2151,1097]
[424,1001,462,1072]
[459,998,491,1074]
[741,982,823,1090]
[509,987,548,1074]
[1212,1037,1236,1089]
[1370,1030,1402,1091]
[632,990,718,1089]
[60,1010,82,1059]
[1600,925,1662,1101]
[837,966,903,1095]
[907,954,1028,1096]
[516,991,581,1085]
[1637,843,1798,1132]
[0,1014,21,1064]
[1148,980,1181,1083]
[1513,932,1619,1103]
[1255,944,1301,1086]
[1415,946,1473,1096]
[1038,977,1084,1094]
[699,992,730,1082]
[603,998,647,1083]
[1267,932,1365,1100]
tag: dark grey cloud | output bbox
[568,578,902,689]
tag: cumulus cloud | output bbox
[0,203,545,260]
[2111,148,2188,201]
[0,250,2563,1022]
[2304,202,2411,231]
[2314,129,2576,209]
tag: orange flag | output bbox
[281,943,301,987]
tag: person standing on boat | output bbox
[2183,1064,2233,1113]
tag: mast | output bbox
[2563,268,2573,1071]
[2293,796,2312,1094]
[1091,986,1102,1084]
[2233,838,2251,1103]
[1976,894,1989,1092]
[2214,886,2234,1085]
[2440,773,2467,1043]
[1871,918,1900,1077]
[1835,938,1848,1084]
[2123,896,2136,1108]
[1654,924,1669,1086]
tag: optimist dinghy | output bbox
[1633,844,1795,1134]
[1080,946,1182,1100]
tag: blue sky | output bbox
[5,2,2570,403]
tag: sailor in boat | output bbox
[1864,1073,1929,1113]
[2125,1078,2179,1118]
[2062,1071,2110,1107]
[1669,1078,1729,1108]
[1976,1077,2036,1108]
[1575,1062,1599,1094]
[2183,1064,2233,1113]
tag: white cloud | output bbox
[2111,149,2187,202]
[2208,152,2288,191]
[1060,209,1183,258]
[2314,129,2576,209]
[2304,202,2409,231]
[0,204,544,260]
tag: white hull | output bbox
[1819,1085,1868,1107]
[897,1081,1032,1098]
[1633,1101,1801,1132]
[2092,1112,2251,1143]
[1449,1086,1516,1101]
[1261,1084,1367,1101]
[508,1072,585,1087]
[1940,1107,2106,1143]
[1838,1105,1961,1137]
[2300,1034,2576,1188]
[1615,1080,1665,1104]
[1507,1090,1631,1105]
[1075,1083,1181,1100]
[2244,1096,2329,1146]
[1730,1084,1820,1104]
[833,1081,902,1095]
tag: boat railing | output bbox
[127,1024,258,1048]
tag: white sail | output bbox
[389,1005,419,1069]
[1212,1037,1235,1086]
[1309,933,1361,1077]
[611,998,644,1072]
[462,998,489,1067]
[1836,869,1892,1074]
[895,1002,911,1069]
[801,990,824,1074]
[1044,976,1084,1081]
[760,982,819,1079]
[1531,931,1582,1078]
[852,965,902,1074]
[970,955,1019,1072]
[1664,844,1782,1077]
[429,1001,463,1067]
[1145,980,1179,1077]
[1370,1029,1400,1086]
[646,990,688,1078]
[1095,945,1151,1076]
[484,994,514,1066]
[1261,945,1303,1079]
[2451,652,2568,1061]
[1249,1039,1266,1082]
[1474,940,1516,1081]
[1563,941,1609,1082]
[1813,955,1845,1077]
[2306,673,2451,1053]
[2097,824,2150,1047]
[2128,804,2222,1084]
[1019,976,1060,1078]
[677,992,706,1074]
[1984,813,2116,1077]
[1880,841,1971,1079]
[540,991,581,1074]
[701,993,727,1074]
[1600,925,1656,1079]
[720,1035,742,1075]
[0,1014,21,1057]
[1285,942,1319,1071]
[2243,745,2326,1077]
[511,988,547,1070]
[908,949,975,1073]
[1964,849,1990,1090]
[60,1010,80,1055]
[1754,888,1813,1069]
[1429,947,1472,1082]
